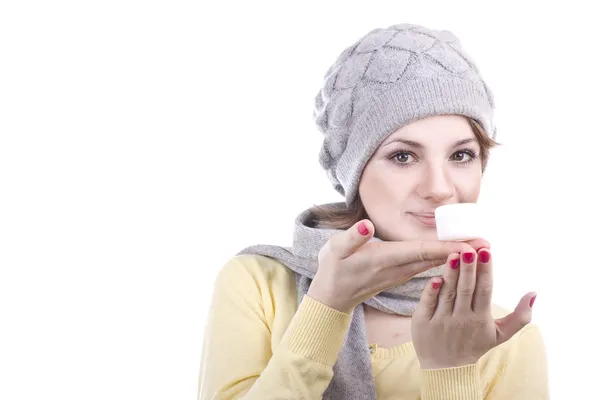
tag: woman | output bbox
[198,23,548,399]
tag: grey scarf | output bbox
[238,203,443,399]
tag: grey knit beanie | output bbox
[314,23,496,205]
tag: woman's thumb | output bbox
[495,292,536,344]
[323,219,375,259]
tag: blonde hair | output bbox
[310,119,499,230]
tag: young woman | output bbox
[199,23,549,399]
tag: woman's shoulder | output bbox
[210,254,300,325]
[212,254,298,299]
[218,253,296,281]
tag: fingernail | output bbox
[529,294,537,308]
[450,258,460,269]
[358,222,369,236]
[462,252,474,263]
[479,250,490,263]
[432,281,442,290]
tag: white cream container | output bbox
[434,203,483,241]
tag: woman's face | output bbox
[358,115,483,242]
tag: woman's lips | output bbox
[409,213,437,227]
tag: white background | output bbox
[1,1,597,399]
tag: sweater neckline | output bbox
[368,341,416,360]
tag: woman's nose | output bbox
[416,165,454,202]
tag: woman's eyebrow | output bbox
[382,138,476,148]
[453,138,476,147]
[382,138,423,148]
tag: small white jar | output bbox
[434,203,483,241]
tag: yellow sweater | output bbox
[198,254,549,399]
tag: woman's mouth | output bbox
[408,212,437,227]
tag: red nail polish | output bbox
[358,222,369,236]
[462,252,474,263]
[529,295,537,308]
[432,281,442,289]
[479,250,490,263]
[450,258,460,269]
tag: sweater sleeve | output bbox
[418,323,549,399]
[198,256,352,400]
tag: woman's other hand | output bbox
[412,248,536,369]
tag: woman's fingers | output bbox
[454,250,478,313]
[472,248,494,314]
[379,258,447,287]
[434,253,461,316]
[414,277,444,320]
[354,240,475,270]
[465,238,491,251]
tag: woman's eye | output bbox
[395,152,414,163]
[452,151,472,162]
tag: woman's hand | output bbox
[307,219,489,314]
[412,248,536,369]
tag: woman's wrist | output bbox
[307,282,354,314]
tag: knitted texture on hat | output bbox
[314,23,496,204]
